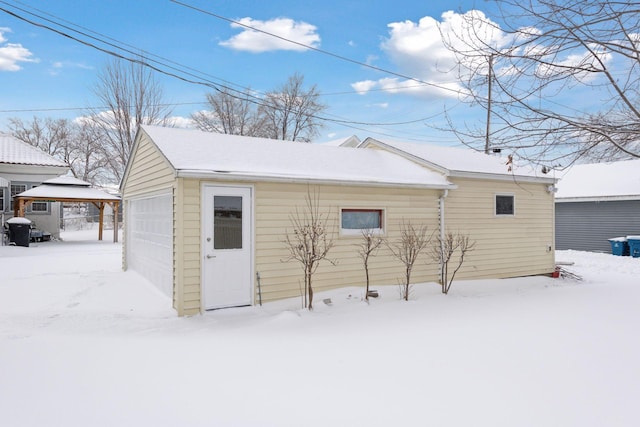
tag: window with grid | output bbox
[10,184,26,211]
[29,186,49,213]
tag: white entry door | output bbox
[202,185,253,310]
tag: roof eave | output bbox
[176,169,456,190]
[556,195,640,203]
[449,170,557,184]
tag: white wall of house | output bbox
[1,165,68,238]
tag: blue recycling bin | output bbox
[608,237,629,256]
[627,236,640,258]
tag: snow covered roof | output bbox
[320,135,361,147]
[15,175,120,201]
[139,126,454,189]
[0,133,68,168]
[43,175,92,187]
[361,137,554,183]
[556,159,640,201]
[16,185,120,201]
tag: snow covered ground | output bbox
[1,230,639,426]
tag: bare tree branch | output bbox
[259,73,326,142]
[442,0,640,167]
[356,229,384,302]
[283,188,335,310]
[387,221,431,301]
[85,57,173,182]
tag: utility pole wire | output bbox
[0,4,435,128]
[169,0,463,97]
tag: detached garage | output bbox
[121,125,556,317]
[120,125,456,315]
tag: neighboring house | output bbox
[0,133,69,238]
[121,125,557,316]
[555,159,640,252]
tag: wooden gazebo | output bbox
[13,176,121,242]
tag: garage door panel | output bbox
[128,194,173,298]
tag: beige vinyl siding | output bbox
[254,182,442,304]
[121,132,180,309]
[173,177,202,315]
[169,179,442,312]
[444,177,555,280]
[121,133,175,198]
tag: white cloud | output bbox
[355,9,617,99]
[0,28,37,72]
[351,80,377,95]
[352,10,509,98]
[48,61,94,76]
[219,17,320,53]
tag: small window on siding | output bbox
[341,209,384,234]
[29,186,49,213]
[31,201,49,213]
[495,194,515,216]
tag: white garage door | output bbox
[127,194,173,298]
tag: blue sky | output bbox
[0,0,525,145]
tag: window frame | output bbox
[10,182,50,214]
[0,187,4,212]
[340,208,385,236]
[495,193,515,216]
[10,183,27,212]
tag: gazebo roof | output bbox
[13,175,121,242]
[15,175,120,202]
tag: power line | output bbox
[0,1,450,131]
[169,0,463,97]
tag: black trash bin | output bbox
[6,217,32,247]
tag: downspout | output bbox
[439,189,449,285]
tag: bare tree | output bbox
[69,120,110,183]
[356,229,384,302]
[86,57,173,182]
[442,0,640,167]
[8,116,108,183]
[259,73,326,142]
[430,231,476,294]
[388,221,431,301]
[8,116,73,160]
[191,87,266,136]
[283,189,335,310]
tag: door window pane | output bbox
[214,196,242,249]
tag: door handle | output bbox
[206,254,216,259]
